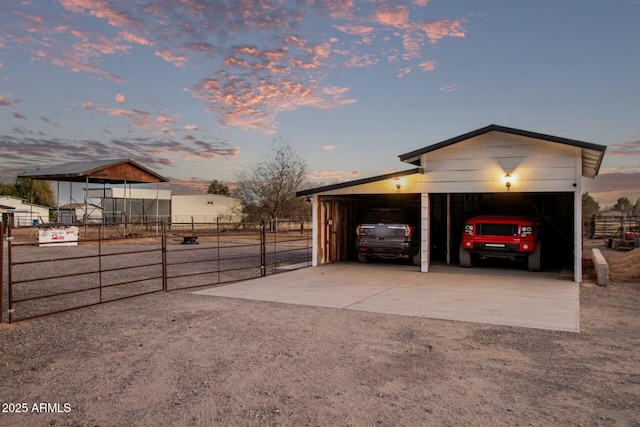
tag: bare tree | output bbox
[234,141,310,222]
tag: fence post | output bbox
[7,224,13,323]
[99,223,103,303]
[260,221,266,277]
[162,221,168,292]
[0,221,3,323]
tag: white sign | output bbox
[38,226,79,247]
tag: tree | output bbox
[207,180,230,195]
[233,141,311,222]
[0,176,55,206]
[614,197,631,215]
[582,192,600,219]
[0,182,18,197]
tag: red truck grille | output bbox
[476,223,518,237]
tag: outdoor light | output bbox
[393,177,406,190]
[504,172,512,190]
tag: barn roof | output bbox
[19,159,169,184]
[398,124,607,179]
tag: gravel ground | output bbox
[0,239,638,426]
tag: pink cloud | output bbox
[120,31,152,46]
[191,71,355,133]
[419,20,466,44]
[398,67,413,78]
[116,94,125,104]
[335,24,375,39]
[375,5,410,28]
[323,0,356,19]
[438,84,461,92]
[3,0,470,134]
[344,54,378,68]
[606,140,640,156]
[308,170,361,181]
[322,145,336,151]
[59,0,139,28]
[0,94,20,107]
[155,48,187,68]
[419,60,437,72]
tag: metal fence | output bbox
[1,219,312,323]
[584,215,640,239]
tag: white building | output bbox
[57,203,104,224]
[0,196,51,226]
[297,124,607,284]
[171,194,242,223]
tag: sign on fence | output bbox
[38,226,79,247]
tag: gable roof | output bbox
[398,124,607,179]
[19,159,169,184]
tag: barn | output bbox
[297,124,607,283]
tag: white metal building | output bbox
[0,196,51,226]
[297,125,607,283]
[57,203,104,224]
[171,194,243,223]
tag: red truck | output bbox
[459,215,541,271]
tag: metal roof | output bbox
[398,124,607,179]
[19,159,169,184]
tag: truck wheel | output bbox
[459,244,473,268]
[528,241,542,271]
[357,252,369,263]
[412,252,421,266]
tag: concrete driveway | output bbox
[194,262,580,332]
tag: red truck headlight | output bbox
[520,226,533,238]
[464,224,473,236]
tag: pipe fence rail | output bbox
[584,215,640,239]
[1,219,312,322]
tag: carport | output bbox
[297,124,607,284]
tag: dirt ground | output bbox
[1,242,639,426]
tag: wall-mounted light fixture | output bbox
[504,172,512,191]
[394,177,402,190]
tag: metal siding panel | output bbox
[421,193,430,273]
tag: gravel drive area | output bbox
[0,238,638,426]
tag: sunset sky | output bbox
[1,0,639,207]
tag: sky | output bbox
[1,0,639,208]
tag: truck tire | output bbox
[528,241,542,271]
[357,252,369,263]
[459,244,473,268]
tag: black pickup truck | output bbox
[356,208,420,265]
